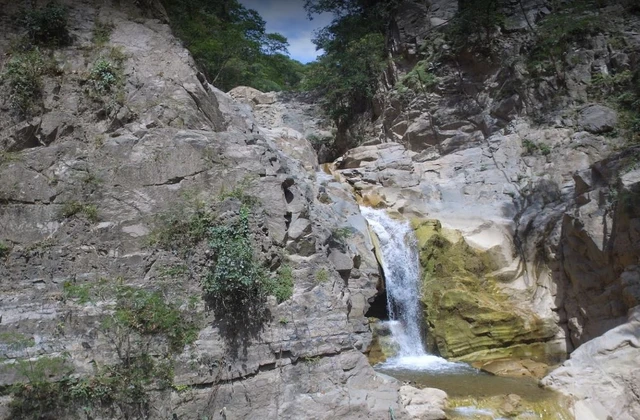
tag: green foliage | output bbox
[20,2,70,47]
[86,49,127,110]
[2,49,51,116]
[303,32,386,128]
[331,227,353,241]
[158,264,188,278]
[89,59,119,94]
[589,67,640,144]
[445,0,505,53]
[266,264,294,303]
[396,60,439,96]
[15,280,201,418]
[161,0,304,91]
[528,3,608,78]
[59,201,99,223]
[0,241,10,258]
[204,206,271,311]
[150,205,215,251]
[315,268,329,283]
[110,285,199,352]
[219,177,259,207]
[62,281,93,304]
[302,0,395,154]
[0,332,34,353]
[522,139,551,156]
[92,19,114,45]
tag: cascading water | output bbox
[361,207,467,372]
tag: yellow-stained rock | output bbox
[414,218,559,364]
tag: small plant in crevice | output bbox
[315,268,329,283]
[396,60,439,97]
[59,201,99,223]
[92,19,114,45]
[85,48,127,111]
[268,264,294,303]
[89,59,119,94]
[0,241,10,258]
[331,227,353,242]
[218,176,259,207]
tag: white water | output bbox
[361,207,467,373]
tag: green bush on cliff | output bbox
[21,2,70,47]
[204,206,273,310]
[2,49,50,116]
[445,0,505,54]
[8,281,199,419]
[0,241,10,257]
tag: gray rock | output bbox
[578,104,618,134]
[329,250,354,274]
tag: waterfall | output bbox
[362,207,466,372]
[361,207,425,357]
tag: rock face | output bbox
[334,1,640,417]
[399,386,448,420]
[542,307,640,420]
[0,1,416,419]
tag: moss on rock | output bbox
[413,219,558,363]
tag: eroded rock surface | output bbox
[0,1,419,418]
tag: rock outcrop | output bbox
[0,1,431,418]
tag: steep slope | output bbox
[0,1,422,418]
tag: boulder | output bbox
[578,104,618,134]
[542,306,640,420]
[399,385,448,420]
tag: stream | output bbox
[361,207,571,420]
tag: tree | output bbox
[302,0,394,154]
[161,0,302,92]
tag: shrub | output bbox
[21,2,70,47]
[2,49,47,115]
[110,285,199,352]
[396,60,439,96]
[89,59,119,94]
[0,241,10,257]
[59,201,99,222]
[315,268,329,283]
[445,0,505,54]
[204,206,271,311]
[266,265,294,303]
[92,19,114,45]
[527,5,608,78]
[86,50,126,110]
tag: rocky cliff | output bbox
[332,0,640,418]
[0,1,434,418]
[1,0,639,419]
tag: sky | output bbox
[240,0,333,64]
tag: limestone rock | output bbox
[399,385,448,420]
[228,86,277,105]
[542,307,640,420]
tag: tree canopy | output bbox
[302,0,394,134]
[161,0,305,92]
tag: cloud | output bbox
[240,0,332,63]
